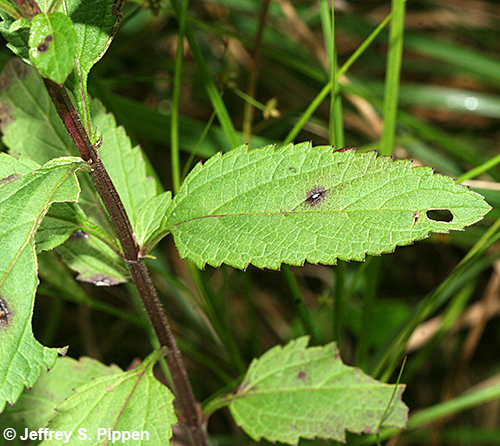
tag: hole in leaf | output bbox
[426,209,454,222]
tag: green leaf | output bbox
[0,155,86,411]
[0,59,76,161]
[91,99,158,228]
[0,152,40,178]
[39,350,176,446]
[56,234,129,286]
[35,202,119,253]
[0,13,31,63]
[224,337,408,444]
[64,0,124,131]
[2,356,121,430]
[29,12,77,84]
[164,143,491,269]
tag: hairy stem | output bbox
[41,79,209,446]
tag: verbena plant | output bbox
[0,0,495,445]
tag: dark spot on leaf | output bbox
[288,167,297,173]
[37,35,53,52]
[426,209,454,222]
[305,186,327,207]
[69,230,89,240]
[297,371,307,380]
[0,295,12,328]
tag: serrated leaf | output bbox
[39,350,176,446]
[0,155,86,411]
[29,12,77,84]
[164,143,491,269]
[2,356,121,430]
[225,337,408,444]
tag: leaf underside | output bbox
[164,143,491,270]
[228,337,408,444]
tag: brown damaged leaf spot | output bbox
[0,173,22,185]
[305,186,327,207]
[0,295,12,328]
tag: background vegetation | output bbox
[2,0,500,444]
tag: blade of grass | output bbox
[282,265,322,345]
[379,0,407,156]
[170,0,240,148]
[355,377,500,444]
[282,4,398,145]
[373,217,500,380]
[171,0,190,193]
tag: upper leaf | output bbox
[223,337,408,444]
[29,12,77,84]
[0,155,86,411]
[164,143,491,269]
[64,0,123,76]
[63,0,124,131]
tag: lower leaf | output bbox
[0,156,86,411]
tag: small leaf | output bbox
[135,191,173,254]
[29,12,77,84]
[225,337,408,444]
[39,350,176,446]
[164,143,491,269]
[0,155,86,411]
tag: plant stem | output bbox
[41,79,210,446]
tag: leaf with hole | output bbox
[163,143,491,269]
